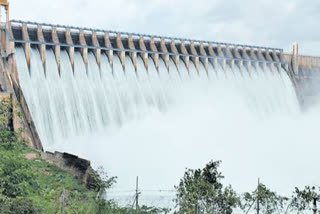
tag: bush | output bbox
[0,97,11,130]
[0,129,17,149]
[0,197,37,214]
[175,160,240,214]
[0,157,38,198]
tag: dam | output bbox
[1,20,319,149]
[1,0,320,208]
[2,19,319,150]
[1,19,297,148]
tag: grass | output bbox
[0,131,100,214]
[0,131,170,214]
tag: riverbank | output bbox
[0,95,168,213]
[0,130,103,213]
[0,94,103,213]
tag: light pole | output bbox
[312,197,318,214]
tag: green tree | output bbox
[174,160,240,214]
[89,166,118,214]
[242,182,288,214]
[290,186,320,213]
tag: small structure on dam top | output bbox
[283,43,320,107]
[0,3,319,151]
[0,0,9,23]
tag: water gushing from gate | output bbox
[15,46,301,208]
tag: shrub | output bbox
[0,158,38,198]
[175,160,240,214]
[0,197,37,214]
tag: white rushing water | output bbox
[15,46,320,210]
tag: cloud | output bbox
[10,0,320,55]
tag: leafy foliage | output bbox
[0,128,18,149]
[0,129,101,213]
[87,166,117,196]
[1,158,39,198]
[290,186,320,213]
[0,197,37,214]
[0,97,11,129]
[174,160,240,214]
[242,182,288,214]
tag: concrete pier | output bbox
[21,24,30,69]
[189,41,199,72]
[104,32,113,66]
[116,33,125,69]
[170,40,179,69]
[149,38,159,70]
[199,43,208,73]
[139,36,148,69]
[79,30,88,69]
[159,39,169,70]
[128,35,137,71]
[91,31,101,67]
[179,41,189,70]
[65,28,75,71]
[37,25,46,73]
[52,27,61,73]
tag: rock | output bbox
[25,153,37,160]
[62,152,90,175]
[41,151,95,189]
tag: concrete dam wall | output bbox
[283,53,320,107]
[0,19,319,151]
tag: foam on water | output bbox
[15,47,319,211]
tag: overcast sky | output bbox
[10,0,319,56]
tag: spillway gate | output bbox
[0,2,319,151]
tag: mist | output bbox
[45,65,320,208]
[14,42,319,209]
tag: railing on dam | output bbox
[0,20,288,75]
[1,20,319,97]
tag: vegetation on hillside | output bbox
[0,130,100,213]
[0,130,172,214]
